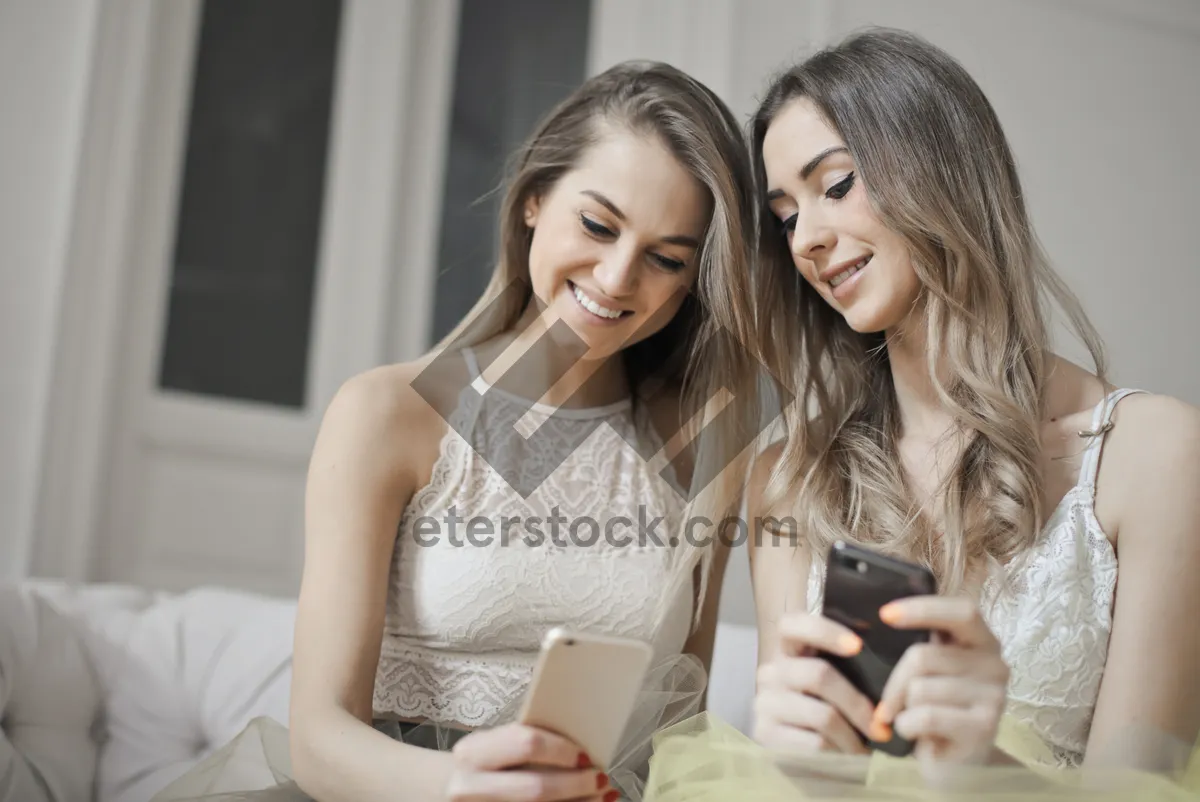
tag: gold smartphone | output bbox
[517,627,654,769]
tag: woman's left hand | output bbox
[873,596,1010,766]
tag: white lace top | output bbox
[372,348,693,728]
[806,388,1144,767]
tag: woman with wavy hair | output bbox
[154,60,761,802]
[734,27,1200,782]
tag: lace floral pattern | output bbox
[806,494,1114,769]
[374,373,694,728]
[979,486,1117,768]
[806,390,1139,768]
[373,642,535,728]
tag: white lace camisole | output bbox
[806,388,1145,767]
[372,348,694,728]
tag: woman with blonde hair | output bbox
[157,60,761,802]
[729,26,1200,787]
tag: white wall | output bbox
[4,1,1197,615]
[588,0,1200,627]
[0,1,98,579]
[726,0,1200,405]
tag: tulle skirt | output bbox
[151,648,1200,802]
[639,711,1200,801]
[150,654,707,801]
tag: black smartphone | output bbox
[818,540,937,757]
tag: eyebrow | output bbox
[581,189,700,249]
[764,146,851,202]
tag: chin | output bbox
[548,305,624,361]
[838,302,883,334]
[842,317,882,335]
[840,303,904,335]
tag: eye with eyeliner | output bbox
[774,170,855,238]
[580,213,615,238]
[825,171,855,200]
[580,212,688,272]
[652,253,686,271]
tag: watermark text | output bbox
[408,505,799,549]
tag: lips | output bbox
[826,255,871,287]
[570,281,629,320]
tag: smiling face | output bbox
[761,98,921,335]
[523,125,710,361]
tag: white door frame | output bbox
[31,0,748,584]
[32,0,462,583]
[31,0,158,582]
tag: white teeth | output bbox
[573,285,624,319]
[828,257,870,288]
[829,267,858,288]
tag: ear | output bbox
[523,194,540,229]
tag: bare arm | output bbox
[288,365,454,802]
[745,443,811,670]
[1084,395,1200,774]
[745,442,880,756]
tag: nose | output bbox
[790,207,836,263]
[593,245,639,298]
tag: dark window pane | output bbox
[158,0,342,408]
[429,0,592,345]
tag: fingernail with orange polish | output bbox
[878,603,901,625]
[841,633,862,654]
[870,705,893,743]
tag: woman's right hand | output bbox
[753,612,879,755]
[444,723,618,802]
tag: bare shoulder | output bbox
[322,360,440,439]
[1099,391,1200,543]
[747,435,815,521]
[1106,391,1200,467]
[315,352,468,485]
[746,440,804,560]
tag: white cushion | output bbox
[0,582,295,802]
[1,585,99,802]
[2,582,754,802]
[99,587,295,802]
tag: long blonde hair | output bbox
[743,28,1107,592]
[432,61,761,625]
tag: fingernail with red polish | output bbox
[576,752,593,769]
[604,791,620,802]
[596,772,609,790]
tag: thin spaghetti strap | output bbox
[1077,388,1147,489]
[462,346,482,380]
[449,346,487,439]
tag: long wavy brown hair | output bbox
[433,61,761,624]
[743,28,1107,592]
